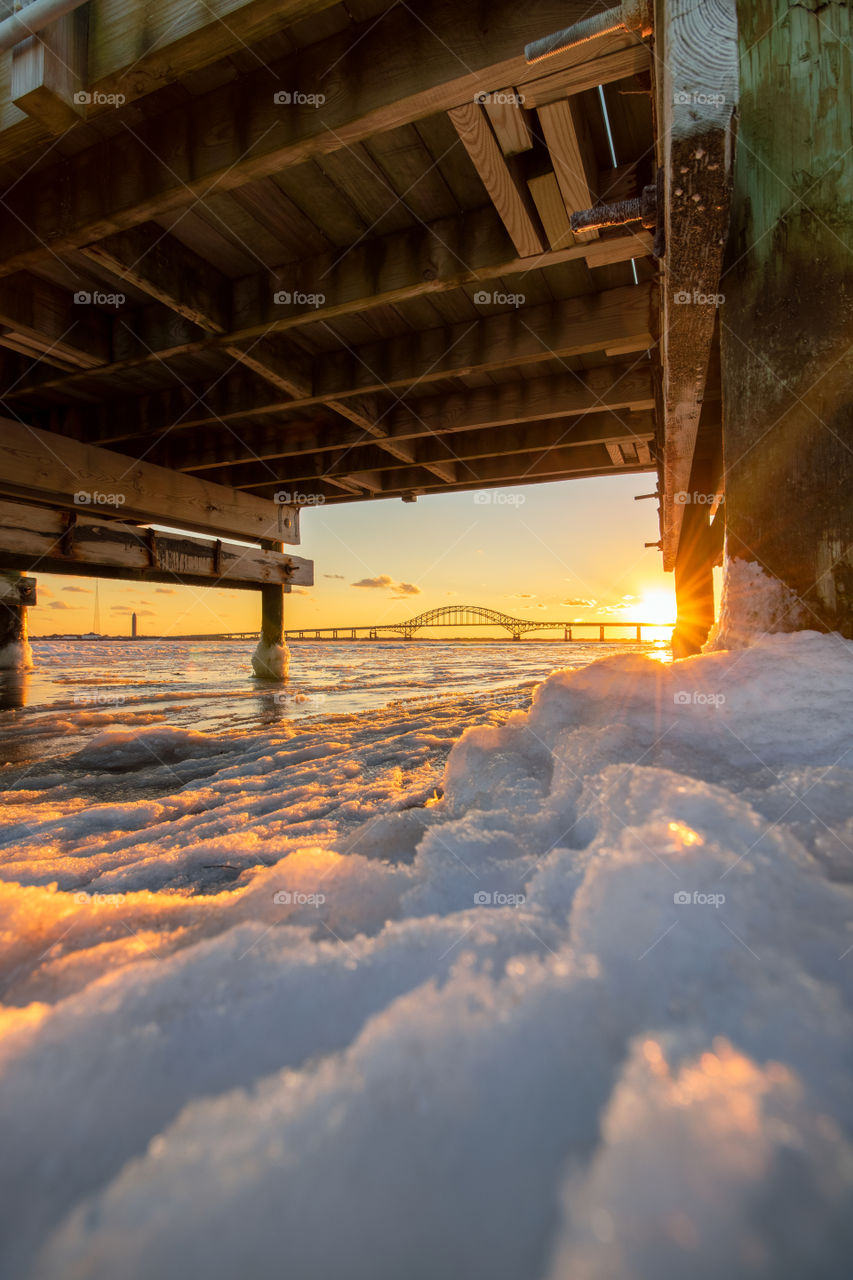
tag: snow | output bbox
[0,638,32,670]
[1,631,853,1278]
[707,556,809,649]
[251,637,289,680]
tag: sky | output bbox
[27,474,677,636]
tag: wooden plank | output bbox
[0,499,313,588]
[80,224,232,334]
[0,1,607,274]
[527,171,574,249]
[447,102,545,257]
[223,337,312,399]
[522,44,650,108]
[653,0,738,570]
[0,418,302,545]
[10,2,88,133]
[482,89,533,155]
[537,98,600,242]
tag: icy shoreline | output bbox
[1,632,853,1278]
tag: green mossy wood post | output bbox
[0,571,29,664]
[721,0,853,635]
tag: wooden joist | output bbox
[448,102,545,257]
[0,499,313,589]
[1,216,653,405]
[0,272,111,370]
[206,412,656,490]
[537,98,600,243]
[522,42,650,107]
[0,418,302,545]
[171,364,656,473]
[0,1,630,276]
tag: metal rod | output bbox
[525,7,625,64]
[0,0,90,54]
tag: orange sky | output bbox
[28,475,677,636]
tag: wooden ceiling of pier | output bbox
[0,0,689,512]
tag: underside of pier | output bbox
[0,0,847,659]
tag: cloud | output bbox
[323,574,345,580]
[154,587,176,595]
[351,576,394,589]
[48,600,70,610]
[511,593,536,600]
[352,575,421,598]
[291,588,309,595]
[61,585,90,594]
[559,599,595,608]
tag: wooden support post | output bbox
[0,571,34,670]
[719,0,853,640]
[252,539,288,680]
[672,496,715,657]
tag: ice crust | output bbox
[1,631,852,1279]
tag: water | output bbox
[0,638,670,767]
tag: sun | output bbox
[636,589,677,627]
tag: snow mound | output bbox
[2,631,853,1279]
[251,638,289,680]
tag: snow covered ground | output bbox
[1,631,853,1278]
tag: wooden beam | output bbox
[1,215,652,404]
[313,283,651,404]
[482,90,533,155]
[0,498,313,589]
[0,272,114,370]
[315,439,653,495]
[212,411,655,489]
[527,171,574,249]
[448,102,545,257]
[537,98,600,242]
[162,364,655,473]
[10,1,88,133]
[522,43,650,107]
[80,223,232,334]
[0,418,302,545]
[653,0,738,570]
[0,2,620,275]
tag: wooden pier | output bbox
[0,0,849,665]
